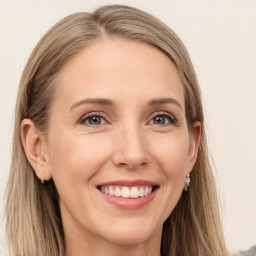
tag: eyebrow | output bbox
[70,97,183,112]
[149,98,183,111]
[70,98,115,112]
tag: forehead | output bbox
[55,37,184,108]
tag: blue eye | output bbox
[80,115,107,126]
[150,114,176,125]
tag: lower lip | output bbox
[99,188,158,210]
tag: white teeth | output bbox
[100,185,154,198]
[109,186,114,196]
[122,187,130,198]
[139,187,145,197]
[130,187,139,198]
[115,187,121,197]
[145,187,149,196]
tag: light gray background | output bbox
[0,0,255,254]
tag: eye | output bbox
[79,114,107,126]
[149,113,176,126]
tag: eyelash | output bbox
[149,112,177,126]
[79,112,109,126]
[78,111,177,127]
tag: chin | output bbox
[97,218,162,246]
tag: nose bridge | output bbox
[112,121,148,169]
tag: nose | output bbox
[112,125,149,170]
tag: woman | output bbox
[5,4,242,256]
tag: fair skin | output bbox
[21,38,200,256]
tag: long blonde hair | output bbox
[6,4,231,256]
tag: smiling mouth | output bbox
[97,185,158,199]
[96,180,159,209]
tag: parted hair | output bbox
[6,4,231,256]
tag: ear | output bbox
[21,118,52,182]
[187,121,201,174]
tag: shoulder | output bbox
[239,245,256,256]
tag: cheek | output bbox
[150,132,190,176]
[47,131,111,191]
[147,132,191,221]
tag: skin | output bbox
[21,37,201,256]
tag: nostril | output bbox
[116,161,147,169]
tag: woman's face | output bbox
[43,38,200,247]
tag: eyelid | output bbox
[147,111,177,125]
[77,111,177,126]
[78,112,110,126]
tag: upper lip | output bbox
[97,179,158,187]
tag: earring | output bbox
[40,171,44,184]
[184,174,190,191]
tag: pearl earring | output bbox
[184,174,190,191]
[40,171,44,184]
